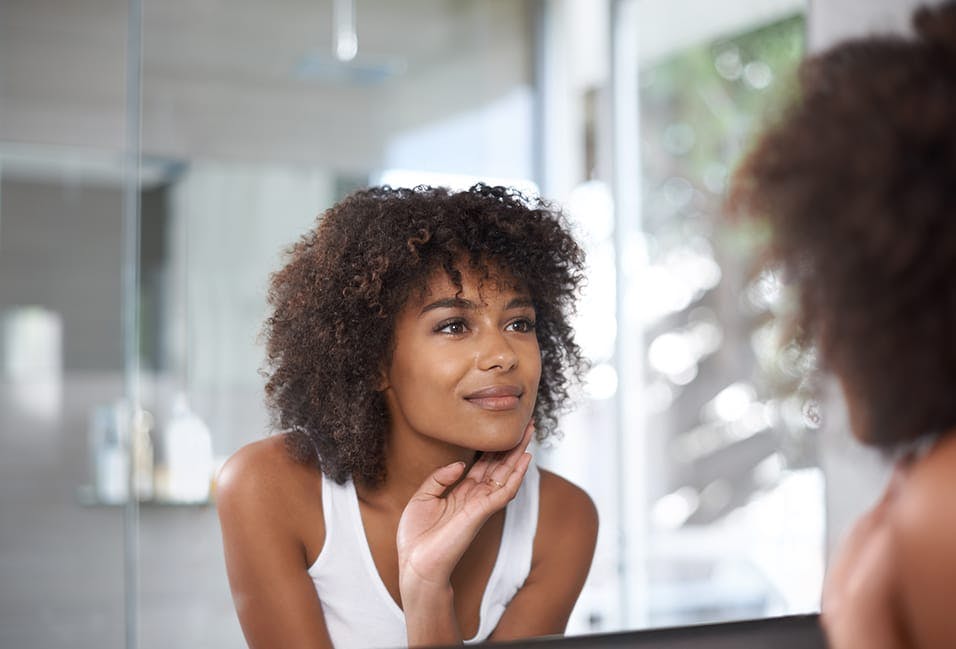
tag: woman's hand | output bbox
[396,421,534,597]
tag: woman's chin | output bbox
[469,427,527,453]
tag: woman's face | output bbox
[380,266,541,453]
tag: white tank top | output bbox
[308,461,540,649]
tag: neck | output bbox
[356,429,478,514]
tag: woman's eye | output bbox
[437,320,467,335]
[507,318,536,333]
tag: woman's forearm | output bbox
[401,580,462,647]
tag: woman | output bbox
[216,184,598,648]
[731,3,956,648]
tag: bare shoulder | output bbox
[889,432,956,649]
[217,436,334,647]
[538,468,598,524]
[536,468,599,558]
[216,434,325,556]
[218,435,317,502]
[894,432,956,540]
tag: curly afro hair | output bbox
[730,2,956,450]
[263,184,586,485]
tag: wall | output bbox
[0,178,124,371]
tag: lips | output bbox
[464,385,523,411]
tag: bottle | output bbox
[91,401,129,504]
[131,407,155,501]
[161,393,213,503]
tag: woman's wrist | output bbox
[400,580,461,646]
[399,573,454,608]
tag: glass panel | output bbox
[0,0,134,644]
[0,157,129,644]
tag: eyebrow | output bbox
[419,295,534,315]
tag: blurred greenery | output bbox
[637,13,815,523]
[640,14,805,199]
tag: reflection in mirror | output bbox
[0,0,822,647]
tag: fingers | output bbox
[507,452,533,490]
[471,420,535,507]
[485,447,531,498]
[417,461,467,499]
[484,451,532,504]
[478,419,534,485]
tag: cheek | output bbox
[517,344,542,410]
[389,347,465,402]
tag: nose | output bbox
[476,330,518,372]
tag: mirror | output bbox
[0,0,826,646]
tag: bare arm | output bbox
[490,469,598,640]
[216,438,333,649]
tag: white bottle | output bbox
[91,402,129,504]
[162,393,213,503]
[96,439,129,504]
